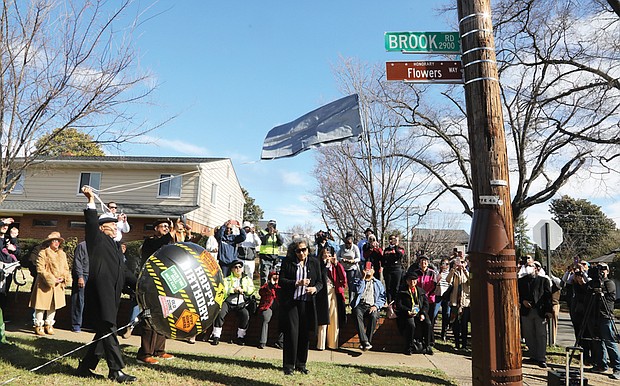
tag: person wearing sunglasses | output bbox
[209,259,256,346]
[105,202,130,242]
[278,238,323,376]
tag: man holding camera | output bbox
[588,263,620,380]
[258,220,283,285]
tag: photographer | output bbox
[587,263,620,380]
[258,220,283,285]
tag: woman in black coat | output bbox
[395,271,432,355]
[279,238,323,375]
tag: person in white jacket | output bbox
[237,222,262,280]
[106,202,130,242]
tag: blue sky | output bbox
[112,1,459,232]
[109,1,620,240]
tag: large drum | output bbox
[136,242,225,339]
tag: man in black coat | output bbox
[77,186,137,383]
[518,261,553,368]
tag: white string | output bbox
[97,169,200,195]
[82,185,111,213]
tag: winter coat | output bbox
[394,284,429,334]
[316,259,347,326]
[279,254,323,334]
[447,268,471,308]
[84,208,136,325]
[350,277,387,309]
[258,279,281,312]
[216,226,246,265]
[29,246,72,310]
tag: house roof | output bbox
[0,200,198,218]
[38,156,226,163]
[590,249,620,263]
[411,228,470,243]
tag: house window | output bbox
[33,219,58,227]
[69,221,86,228]
[3,171,24,194]
[158,174,182,198]
[211,183,217,205]
[78,172,101,193]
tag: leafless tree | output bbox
[383,0,620,221]
[312,58,440,243]
[0,0,158,201]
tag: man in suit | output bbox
[76,186,137,383]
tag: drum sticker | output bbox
[175,309,200,333]
[158,296,184,317]
[160,265,188,294]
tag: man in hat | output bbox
[258,220,283,285]
[351,262,386,351]
[136,218,175,365]
[395,271,432,355]
[587,263,620,379]
[237,221,261,280]
[77,186,137,383]
[209,259,256,346]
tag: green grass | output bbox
[0,335,457,386]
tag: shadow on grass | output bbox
[170,352,280,370]
[0,336,81,378]
[333,362,456,386]
[1,335,458,385]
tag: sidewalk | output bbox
[4,323,619,385]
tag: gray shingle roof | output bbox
[0,200,198,217]
[39,156,225,163]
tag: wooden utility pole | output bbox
[457,0,522,385]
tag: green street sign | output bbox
[385,31,461,54]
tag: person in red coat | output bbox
[316,245,347,350]
[257,270,283,349]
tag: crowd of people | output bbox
[1,209,619,381]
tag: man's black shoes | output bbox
[108,370,137,383]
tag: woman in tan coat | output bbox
[29,232,71,335]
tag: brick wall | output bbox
[6,292,405,353]
[11,215,160,243]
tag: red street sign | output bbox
[386,61,463,83]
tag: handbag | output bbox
[245,295,258,314]
[386,301,397,319]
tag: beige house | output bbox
[0,156,244,242]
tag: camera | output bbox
[314,230,327,244]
